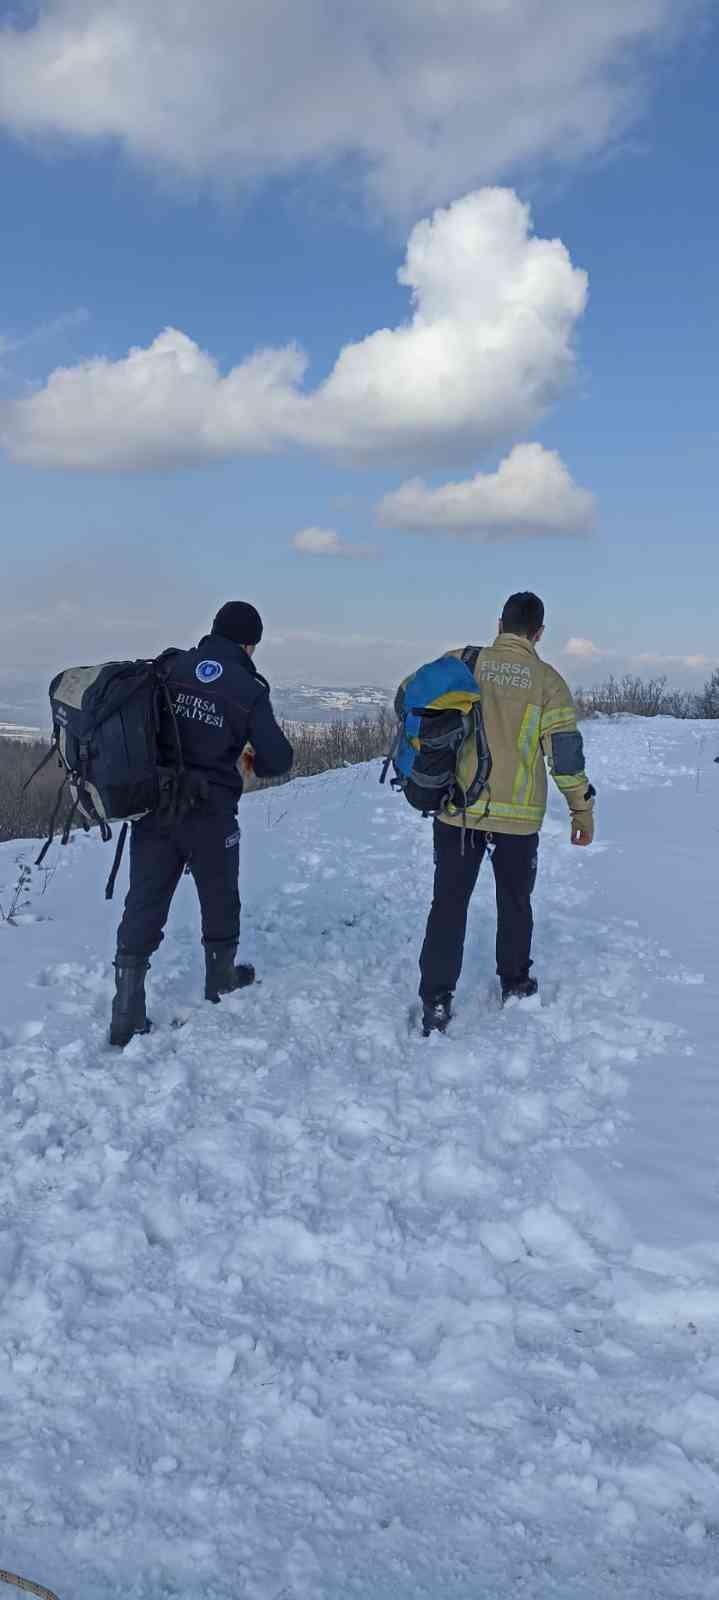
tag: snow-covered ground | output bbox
[1,718,718,1600]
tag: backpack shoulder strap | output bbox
[153,647,181,679]
[151,651,186,793]
[22,740,57,793]
[104,821,129,901]
[461,645,482,674]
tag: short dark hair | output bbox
[501,591,544,638]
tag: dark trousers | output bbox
[419,821,538,1001]
[116,788,241,961]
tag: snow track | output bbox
[1,721,719,1598]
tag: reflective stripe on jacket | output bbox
[441,633,593,836]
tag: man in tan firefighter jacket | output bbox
[419,591,595,1036]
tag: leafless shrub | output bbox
[248,710,396,790]
[0,737,64,843]
[0,859,33,923]
[574,674,703,720]
[0,716,397,844]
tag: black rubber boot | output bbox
[204,942,256,1004]
[421,992,453,1037]
[501,977,539,1006]
[109,957,152,1048]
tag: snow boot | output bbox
[501,977,539,1006]
[204,941,256,1004]
[109,956,152,1048]
[421,992,453,1037]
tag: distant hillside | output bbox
[0,687,392,749]
[0,672,392,733]
[272,685,391,724]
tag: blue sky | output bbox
[0,1,717,704]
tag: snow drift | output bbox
[1,718,718,1598]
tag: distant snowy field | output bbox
[1,719,718,1600]
[0,721,43,743]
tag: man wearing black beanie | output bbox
[212,601,264,647]
[109,601,293,1047]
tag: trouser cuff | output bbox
[115,948,152,969]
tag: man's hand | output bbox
[571,824,593,847]
[239,744,255,779]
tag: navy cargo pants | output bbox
[419,820,539,1001]
[116,787,241,961]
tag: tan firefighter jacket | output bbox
[442,633,594,837]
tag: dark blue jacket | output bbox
[162,634,293,794]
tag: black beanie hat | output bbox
[212,601,264,646]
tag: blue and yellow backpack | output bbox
[380,647,492,817]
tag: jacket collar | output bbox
[492,632,538,657]
[199,633,259,677]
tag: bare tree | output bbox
[696,667,719,719]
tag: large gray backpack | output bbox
[27,651,200,897]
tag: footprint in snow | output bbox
[0,1018,45,1051]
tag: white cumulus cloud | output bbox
[377,444,595,541]
[0,189,588,472]
[0,0,701,213]
[292,528,378,559]
[564,637,606,659]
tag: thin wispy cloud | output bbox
[0,556,216,671]
[636,652,718,671]
[561,640,718,673]
[0,307,89,357]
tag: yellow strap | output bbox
[453,797,544,822]
[0,1572,60,1600]
[485,800,544,821]
[511,704,542,807]
[540,706,576,734]
[553,771,587,793]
